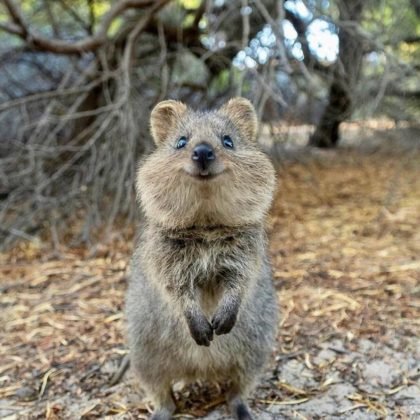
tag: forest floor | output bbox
[1,128,419,419]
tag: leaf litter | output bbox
[1,140,419,419]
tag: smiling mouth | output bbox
[185,170,222,180]
[196,172,220,180]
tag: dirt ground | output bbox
[1,130,419,419]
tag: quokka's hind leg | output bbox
[227,380,255,420]
[145,383,176,420]
[130,348,176,419]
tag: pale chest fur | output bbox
[140,224,265,314]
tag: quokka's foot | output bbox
[229,396,254,420]
[149,389,176,420]
[234,402,253,420]
[150,409,173,420]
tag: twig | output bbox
[0,73,117,113]
[109,355,130,386]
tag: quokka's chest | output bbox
[161,238,240,313]
[161,237,240,284]
[142,226,263,284]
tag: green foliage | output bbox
[179,0,202,8]
[363,0,419,45]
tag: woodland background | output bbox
[0,0,418,247]
[0,1,419,418]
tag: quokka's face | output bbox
[167,115,235,180]
[137,98,276,228]
[154,111,254,181]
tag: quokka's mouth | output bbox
[194,172,221,180]
[184,169,223,181]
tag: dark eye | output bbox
[176,136,188,149]
[222,135,234,149]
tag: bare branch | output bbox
[1,0,169,54]
[253,0,291,73]
[0,21,24,36]
[236,0,250,95]
[0,74,117,113]
[156,21,169,101]
[43,0,61,37]
[121,1,166,88]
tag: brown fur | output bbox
[126,98,278,420]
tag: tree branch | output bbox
[1,0,168,54]
[399,35,420,44]
[284,6,329,73]
[0,21,24,36]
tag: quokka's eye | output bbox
[222,135,234,149]
[176,136,188,149]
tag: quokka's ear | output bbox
[150,100,187,145]
[220,97,258,141]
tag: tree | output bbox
[0,0,280,247]
[309,0,364,148]
[0,0,418,247]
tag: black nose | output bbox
[192,143,215,170]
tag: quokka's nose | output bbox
[192,143,215,170]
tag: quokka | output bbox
[126,97,278,420]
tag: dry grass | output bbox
[1,143,419,419]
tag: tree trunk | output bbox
[309,0,364,148]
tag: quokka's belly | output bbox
[170,327,253,383]
[128,260,276,381]
[164,304,269,378]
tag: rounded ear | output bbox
[219,97,258,141]
[150,100,188,145]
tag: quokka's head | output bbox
[137,98,276,229]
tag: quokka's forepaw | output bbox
[211,307,237,335]
[185,311,214,346]
[191,320,213,346]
